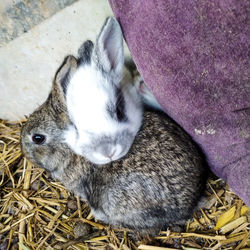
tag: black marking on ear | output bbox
[77,40,94,65]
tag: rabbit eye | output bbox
[32,134,46,145]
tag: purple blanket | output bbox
[109,0,250,205]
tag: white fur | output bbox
[64,64,143,164]
[63,17,143,164]
[95,17,124,77]
[67,64,118,135]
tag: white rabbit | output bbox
[64,18,143,165]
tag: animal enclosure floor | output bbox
[0,120,249,249]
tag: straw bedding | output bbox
[0,120,249,249]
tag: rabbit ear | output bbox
[78,40,94,65]
[51,56,77,112]
[54,55,78,96]
[94,17,124,80]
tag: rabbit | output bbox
[134,74,163,111]
[21,46,207,235]
[124,56,163,111]
[63,17,143,165]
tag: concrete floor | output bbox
[0,0,78,47]
[0,0,115,120]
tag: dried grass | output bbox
[0,120,249,249]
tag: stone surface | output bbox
[0,0,113,120]
[0,0,77,47]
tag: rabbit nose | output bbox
[92,143,124,164]
[102,147,116,159]
[107,149,116,159]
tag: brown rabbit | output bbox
[21,18,207,234]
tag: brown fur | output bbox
[21,53,207,235]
